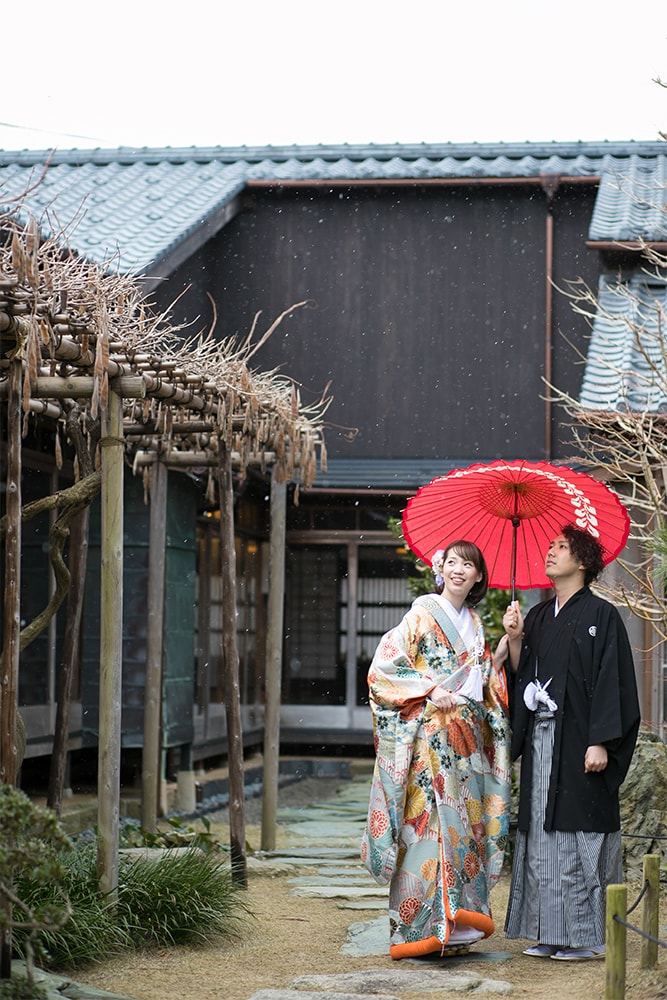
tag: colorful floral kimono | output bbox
[360,595,511,959]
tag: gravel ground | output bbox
[56,770,667,1000]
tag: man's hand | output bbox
[503,600,523,640]
[502,600,524,671]
[584,744,608,773]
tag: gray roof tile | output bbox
[579,274,667,412]
[308,458,479,490]
[1,140,665,277]
[589,155,667,242]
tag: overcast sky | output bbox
[1,0,665,151]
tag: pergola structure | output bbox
[0,213,330,908]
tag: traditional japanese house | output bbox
[1,140,666,781]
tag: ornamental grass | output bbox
[12,836,251,969]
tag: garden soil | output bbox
[67,774,667,1000]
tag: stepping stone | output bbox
[290,885,388,899]
[249,992,398,1000]
[257,847,359,859]
[339,916,389,956]
[308,866,370,876]
[283,820,365,841]
[254,857,358,869]
[289,969,513,994]
[337,900,387,910]
[287,875,377,887]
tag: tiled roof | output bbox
[589,156,667,242]
[0,140,665,278]
[306,456,567,490]
[579,274,667,412]
[304,457,465,491]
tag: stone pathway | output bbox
[246,774,513,998]
[11,773,513,998]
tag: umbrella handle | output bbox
[511,517,520,604]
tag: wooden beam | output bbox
[217,445,247,888]
[97,390,124,899]
[34,376,146,399]
[132,450,277,468]
[261,469,287,852]
[142,459,168,832]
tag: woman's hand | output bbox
[584,744,608,773]
[429,685,458,711]
[493,633,509,666]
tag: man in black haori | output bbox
[502,524,640,961]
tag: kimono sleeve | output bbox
[588,602,640,793]
[361,609,431,882]
[367,607,439,714]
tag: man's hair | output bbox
[561,524,605,586]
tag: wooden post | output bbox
[605,884,627,1000]
[641,854,660,970]
[217,445,246,887]
[261,469,286,852]
[142,458,168,832]
[0,354,22,979]
[97,389,124,898]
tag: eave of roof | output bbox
[0,140,666,283]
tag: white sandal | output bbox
[523,944,558,958]
[550,946,605,961]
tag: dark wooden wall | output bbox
[157,182,599,464]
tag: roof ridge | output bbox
[1,139,666,167]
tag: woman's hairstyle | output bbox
[561,524,605,585]
[431,540,489,607]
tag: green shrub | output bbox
[117,847,250,947]
[0,784,73,988]
[0,974,48,999]
[14,840,132,967]
[13,826,251,969]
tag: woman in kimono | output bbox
[361,540,512,960]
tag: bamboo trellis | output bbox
[0,213,331,902]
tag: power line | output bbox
[0,120,106,143]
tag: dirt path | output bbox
[72,776,667,1000]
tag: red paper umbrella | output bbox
[402,459,630,598]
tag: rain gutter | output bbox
[541,176,561,461]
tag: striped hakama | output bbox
[505,714,622,949]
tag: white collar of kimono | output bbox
[432,594,476,649]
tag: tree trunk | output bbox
[0,355,22,978]
[47,507,90,814]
